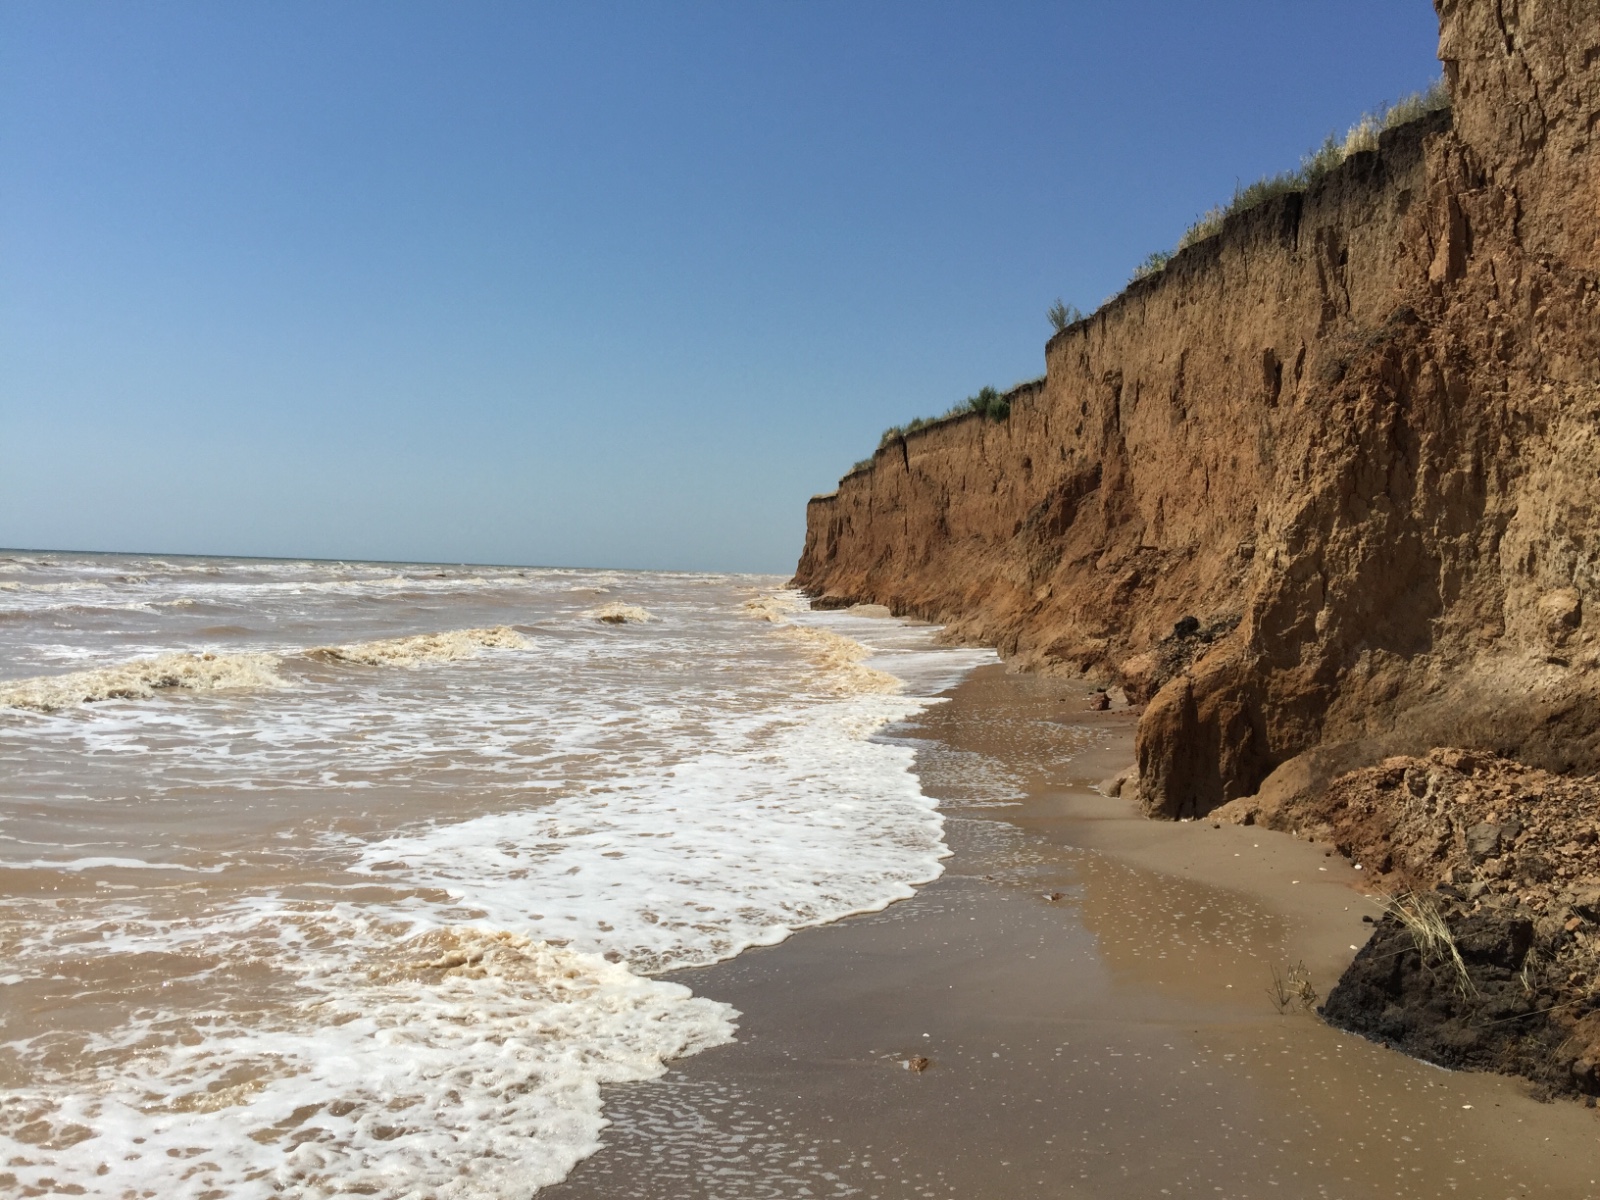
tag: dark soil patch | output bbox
[1322,900,1600,1099]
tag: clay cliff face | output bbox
[794,0,1600,819]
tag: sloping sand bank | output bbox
[547,667,1600,1198]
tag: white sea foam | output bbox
[0,651,283,712]
[0,856,225,872]
[347,690,943,973]
[0,671,930,1194]
[0,558,992,1197]
[747,592,910,695]
[307,625,529,666]
[0,928,734,1199]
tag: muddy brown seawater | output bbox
[0,556,1000,1195]
[549,667,1600,1199]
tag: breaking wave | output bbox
[1,627,537,712]
[741,593,801,623]
[0,580,110,593]
[307,626,529,666]
[590,602,654,625]
[0,651,284,713]
[773,624,903,695]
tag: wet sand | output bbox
[547,666,1600,1199]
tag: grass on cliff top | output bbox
[845,84,1449,482]
[849,380,1039,476]
[1129,79,1449,284]
[877,386,1009,450]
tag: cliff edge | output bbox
[795,0,1600,824]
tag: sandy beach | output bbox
[549,666,1600,1199]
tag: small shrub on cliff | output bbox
[967,386,1000,415]
[1047,299,1085,333]
[956,386,1009,421]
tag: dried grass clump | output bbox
[1267,960,1319,1013]
[1382,890,1477,999]
[1130,249,1174,282]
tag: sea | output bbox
[0,551,994,1198]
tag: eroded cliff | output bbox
[795,0,1600,822]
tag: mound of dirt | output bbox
[1219,749,1600,1097]
[1323,899,1599,1100]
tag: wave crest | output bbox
[774,625,902,695]
[0,652,284,713]
[741,594,800,623]
[591,603,654,625]
[307,626,529,667]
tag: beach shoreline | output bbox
[547,664,1600,1198]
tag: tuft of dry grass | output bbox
[1289,961,1319,1009]
[1381,890,1477,999]
[1130,249,1174,282]
[1267,961,1320,1013]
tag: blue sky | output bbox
[1,2,1443,572]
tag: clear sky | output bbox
[2,1,1444,572]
